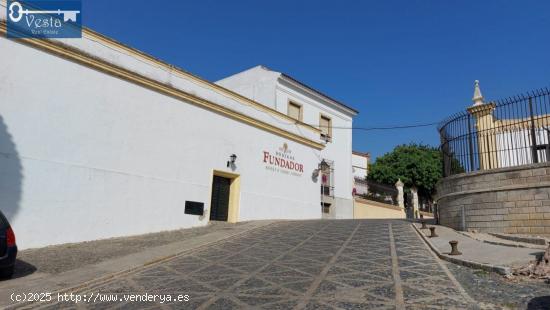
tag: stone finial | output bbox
[395,178,404,187]
[472,80,484,106]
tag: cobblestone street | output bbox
[34,220,548,309]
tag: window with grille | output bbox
[320,160,334,197]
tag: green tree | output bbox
[368,144,442,195]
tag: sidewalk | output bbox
[412,223,543,275]
[0,220,276,308]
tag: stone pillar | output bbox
[411,186,419,219]
[395,179,404,209]
[467,80,498,170]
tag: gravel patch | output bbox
[15,222,245,276]
[446,262,550,309]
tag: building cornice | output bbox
[279,74,359,117]
[80,28,321,135]
[0,22,325,150]
[352,151,371,158]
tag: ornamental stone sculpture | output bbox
[395,178,404,209]
[411,186,419,219]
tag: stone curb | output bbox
[488,233,548,246]
[6,221,277,309]
[411,223,512,276]
[455,231,546,250]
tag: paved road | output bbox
[39,220,475,309]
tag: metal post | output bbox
[449,240,462,255]
[485,133,492,169]
[467,114,475,172]
[429,227,438,238]
[439,129,447,177]
[529,97,539,164]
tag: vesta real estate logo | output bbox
[6,0,82,38]
[263,143,304,177]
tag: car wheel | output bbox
[0,266,14,279]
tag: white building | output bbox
[351,151,370,196]
[352,151,369,180]
[217,66,358,219]
[0,10,357,249]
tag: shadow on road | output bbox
[527,296,550,310]
[11,259,37,280]
[531,251,545,261]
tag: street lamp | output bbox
[227,154,237,168]
[318,159,330,171]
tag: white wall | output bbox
[217,66,357,219]
[496,128,548,168]
[0,37,321,249]
[216,66,279,110]
[354,180,368,196]
[352,153,368,179]
[0,2,319,146]
[274,83,354,201]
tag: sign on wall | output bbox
[6,0,82,38]
[263,143,304,177]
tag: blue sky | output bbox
[82,0,550,160]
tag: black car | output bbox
[0,210,17,279]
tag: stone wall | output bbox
[436,162,550,235]
[353,198,406,219]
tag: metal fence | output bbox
[356,179,398,205]
[439,88,550,177]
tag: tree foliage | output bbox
[368,144,442,195]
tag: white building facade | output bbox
[0,10,357,249]
[351,151,370,196]
[352,151,369,180]
[217,66,358,219]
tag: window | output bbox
[320,160,334,197]
[287,101,302,121]
[320,115,332,142]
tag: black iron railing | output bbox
[356,179,398,205]
[439,88,550,177]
